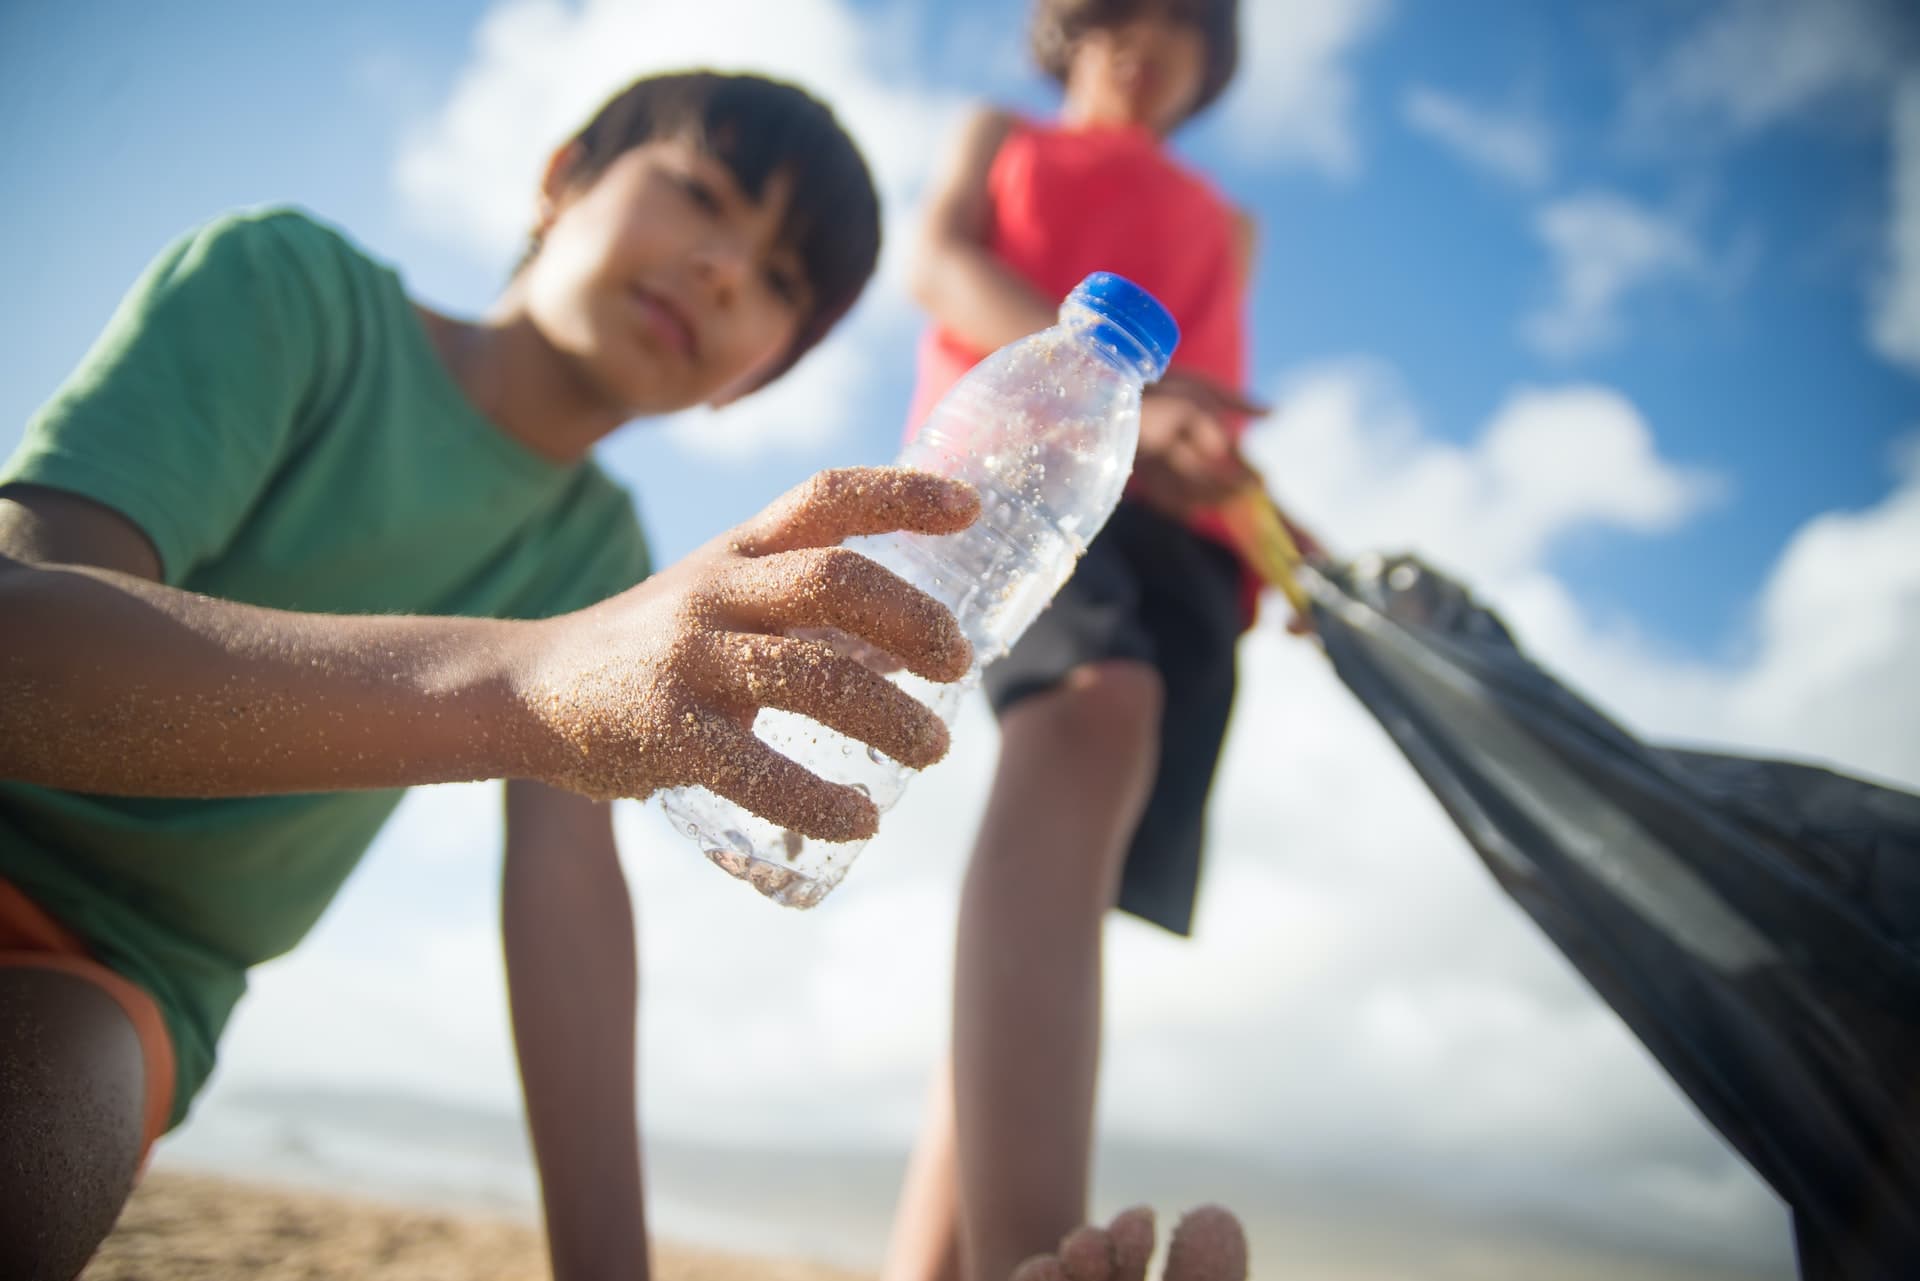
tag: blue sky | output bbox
[6,2,1919,1273]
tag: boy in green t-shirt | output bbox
[0,72,981,1280]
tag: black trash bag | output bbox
[1305,552,1920,1280]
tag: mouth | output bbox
[627,285,698,361]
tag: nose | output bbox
[691,233,751,303]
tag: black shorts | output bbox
[983,501,1242,936]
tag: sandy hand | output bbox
[514,467,978,840]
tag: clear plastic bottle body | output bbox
[661,291,1162,907]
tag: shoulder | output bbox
[150,206,392,324]
[1155,141,1236,202]
[959,103,1021,142]
[1159,152,1257,270]
[947,103,1022,170]
[924,105,1026,224]
[170,206,374,275]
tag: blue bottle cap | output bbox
[1068,272,1180,380]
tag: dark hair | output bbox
[541,71,881,389]
[1031,0,1240,123]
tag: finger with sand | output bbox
[716,547,971,683]
[729,467,979,557]
[692,632,950,770]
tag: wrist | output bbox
[426,614,564,784]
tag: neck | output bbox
[415,290,627,466]
[1059,96,1167,138]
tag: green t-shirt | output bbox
[0,208,650,1128]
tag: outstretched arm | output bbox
[0,467,978,839]
[503,779,646,1281]
[0,484,524,795]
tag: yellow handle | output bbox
[1218,486,1314,620]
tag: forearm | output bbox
[911,238,1056,355]
[0,556,541,795]
[503,788,647,1281]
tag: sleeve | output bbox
[0,211,331,583]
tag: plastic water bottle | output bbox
[661,272,1179,907]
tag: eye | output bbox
[762,263,802,305]
[676,173,722,214]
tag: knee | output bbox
[0,967,147,1281]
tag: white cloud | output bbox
[1522,192,1706,359]
[1871,74,1920,374]
[1625,0,1912,142]
[395,0,958,264]
[1244,363,1720,580]
[1709,433,1920,782]
[1402,85,1552,188]
[1217,0,1392,178]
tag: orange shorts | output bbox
[0,878,176,1161]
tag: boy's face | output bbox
[523,137,810,416]
[1068,11,1208,135]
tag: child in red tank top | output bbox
[886,4,1263,1279]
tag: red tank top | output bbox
[906,118,1254,600]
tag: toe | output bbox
[1163,1204,1248,1281]
[1058,1225,1113,1281]
[1011,1255,1068,1281]
[1107,1206,1155,1281]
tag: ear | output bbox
[534,140,588,238]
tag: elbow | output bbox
[906,229,956,316]
[906,250,938,315]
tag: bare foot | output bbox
[1009,1205,1247,1281]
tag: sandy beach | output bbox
[81,1162,1794,1281]
[83,1169,869,1281]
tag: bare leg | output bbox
[953,660,1164,1281]
[883,1059,963,1281]
[0,966,148,1280]
[1011,1206,1247,1281]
